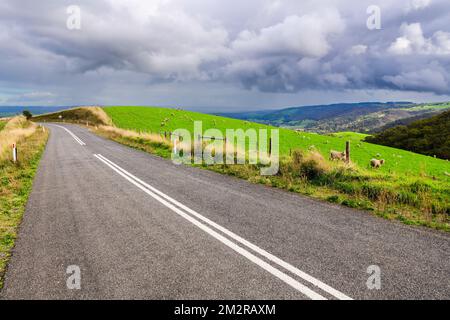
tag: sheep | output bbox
[370,159,385,168]
[330,150,346,161]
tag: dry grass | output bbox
[0,121,48,288]
[175,138,273,165]
[87,107,114,126]
[304,151,331,171]
[0,116,38,161]
[96,125,171,146]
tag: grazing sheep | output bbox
[330,150,346,161]
[370,159,385,168]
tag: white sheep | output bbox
[330,150,346,161]
[370,159,385,168]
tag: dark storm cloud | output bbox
[1,0,450,106]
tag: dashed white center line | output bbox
[54,125,86,146]
[94,153,353,300]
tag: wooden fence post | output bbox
[346,141,350,163]
[269,137,272,156]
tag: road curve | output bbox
[1,123,449,299]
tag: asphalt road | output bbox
[1,123,449,300]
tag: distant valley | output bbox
[217,102,450,134]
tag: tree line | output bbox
[365,110,450,160]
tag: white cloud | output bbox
[1,0,450,106]
[4,91,56,104]
[383,68,448,93]
[408,0,432,11]
[232,10,345,59]
[388,23,450,55]
[348,45,367,55]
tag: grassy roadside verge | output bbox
[0,121,6,131]
[33,107,450,232]
[90,124,449,232]
[0,117,48,289]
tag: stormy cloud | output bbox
[1,0,449,109]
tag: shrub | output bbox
[22,110,32,120]
[327,195,340,203]
[300,159,323,180]
[409,180,432,194]
[299,151,329,181]
[334,181,360,195]
[341,198,373,210]
[397,190,419,207]
[291,149,304,166]
[341,199,359,208]
[278,150,303,177]
[361,183,385,201]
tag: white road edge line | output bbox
[95,153,353,300]
[54,125,86,146]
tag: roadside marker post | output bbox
[173,136,177,154]
[12,143,17,163]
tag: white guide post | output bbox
[12,143,17,163]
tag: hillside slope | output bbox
[365,110,450,160]
[219,102,450,133]
[103,106,449,180]
[102,106,450,230]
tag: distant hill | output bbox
[0,106,70,118]
[365,110,450,160]
[217,102,450,133]
[372,111,441,133]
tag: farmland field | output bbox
[104,106,450,181]
[398,103,450,112]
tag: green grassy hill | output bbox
[104,106,450,181]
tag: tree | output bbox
[22,110,32,120]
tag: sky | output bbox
[1,0,450,112]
